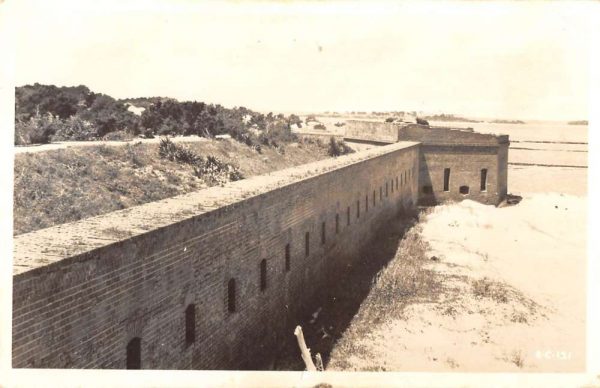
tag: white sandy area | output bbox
[509,166,587,196]
[336,193,586,372]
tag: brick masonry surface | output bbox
[344,120,398,144]
[343,122,509,205]
[397,124,509,205]
[12,142,420,369]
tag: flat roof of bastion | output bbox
[13,141,420,276]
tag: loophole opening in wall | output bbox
[260,259,267,291]
[305,232,310,256]
[185,304,196,346]
[227,278,236,313]
[480,169,488,191]
[126,337,141,369]
[459,185,470,195]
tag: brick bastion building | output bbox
[344,120,509,206]
[12,122,508,369]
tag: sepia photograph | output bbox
[1,0,599,387]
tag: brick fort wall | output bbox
[12,142,420,369]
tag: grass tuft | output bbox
[472,277,510,303]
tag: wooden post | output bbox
[315,353,324,371]
[294,325,317,371]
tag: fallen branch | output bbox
[294,325,317,371]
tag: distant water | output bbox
[430,120,588,144]
[431,120,588,169]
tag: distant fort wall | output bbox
[12,142,420,369]
[344,122,509,206]
[344,120,398,144]
[293,130,344,143]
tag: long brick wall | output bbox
[12,142,420,369]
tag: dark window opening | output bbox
[391,179,394,193]
[335,214,339,234]
[347,206,350,226]
[185,304,195,346]
[126,337,141,369]
[459,185,470,195]
[285,243,290,271]
[260,259,267,291]
[443,168,450,192]
[365,194,368,212]
[480,169,488,191]
[321,221,326,244]
[405,171,407,184]
[386,182,389,197]
[373,190,376,206]
[305,232,310,256]
[422,185,433,194]
[380,187,383,201]
[227,278,236,313]
[356,200,360,218]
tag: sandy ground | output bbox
[329,194,586,372]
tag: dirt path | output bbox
[13,135,209,154]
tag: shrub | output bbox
[327,137,355,157]
[260,120,297,147]
[14,121,30,146]
[51,116,97,141]
[472,277,509,303]
[140,129,155,139]
[15,112,63,145]
[193,155,243,185]
[158,137,202,165]
[385,117,395,123]
[158,137,243,185]
[313,123,326,130]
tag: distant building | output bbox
[344,120,509,205]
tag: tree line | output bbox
[14,83,303,149]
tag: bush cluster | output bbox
[158,137,243,185]
[327,137,355,157]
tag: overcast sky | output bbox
[11,0,594,121]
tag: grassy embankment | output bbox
[14,138,330,235]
